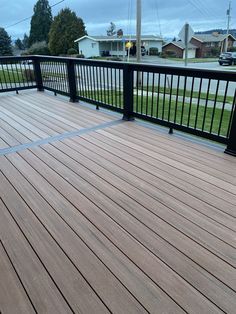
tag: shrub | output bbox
[210,47,220,57]
[160,52,167,58]
[67,48,78,55]
[27,41,50,55]
[76,54,85,58]
[106,57,122,61]
[88,56,102,59]
[149,47,159,56]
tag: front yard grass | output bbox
[79,89,230,137]
[0,69,25,83]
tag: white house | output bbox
[74,35,163,58]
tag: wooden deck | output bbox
[0,90,236,314]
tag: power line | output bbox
[153,0,162,37]
[187,0,224,22]
[5,0,65,29]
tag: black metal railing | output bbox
[0,56,37,92]
[0,55,236,156]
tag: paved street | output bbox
[129,55,236,71]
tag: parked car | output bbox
[218,52,236,65]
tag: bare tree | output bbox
[107,22,116,36]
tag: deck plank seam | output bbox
[0,120,123,156]
[0,107,47,139]
[0,119,32,144]
[0,176,76,313]
[0,237,37,314]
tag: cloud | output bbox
[1,0,234,40]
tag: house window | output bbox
[91,43,96,48]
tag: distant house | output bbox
[190,33,236,57]
[74,35,163,58]
[162,41,197,59]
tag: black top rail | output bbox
[0,55,236,156]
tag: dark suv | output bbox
[218,52,236,65]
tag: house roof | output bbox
[75,35,163,43]
[192,33,236,43]
[162,41,197,50]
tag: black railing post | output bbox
[122,64,134,121]
[33,57,44,91]
[225,103,236,156]
[67,59,78,102]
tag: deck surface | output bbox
[0,91,236,314]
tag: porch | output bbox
[0,90,236,313]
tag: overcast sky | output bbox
[1,0,235,41]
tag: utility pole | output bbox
[225,1,231,52]
[136,0,141,63]
[184,23,189,66]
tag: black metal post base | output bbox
[122,115,135,121]
[69,98,78,103]
[224,148,236,157]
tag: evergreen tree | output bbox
[15,38,24,50]
[29,0,52,46]
[22,33,29,49]
[49,8,87,55]
[0,27,12,56]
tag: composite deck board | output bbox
[23,92,116,124]
[0,156,183,314]
[118,123,236,177]
[0,99,61,137]
[0,198,73,314]
[0,240,35,314]
[0,91,236,313]
[0,98,73,134]
[3,151,224,314]
[92,129,236,207]
[0,118,32,145]
[99,126,236,193]
[40,141,236,262]
[56,137,236,246]
[0,126,21,147]
[0,91,117,149]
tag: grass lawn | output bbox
[141,86,233,103]
[134,94,230,137]
[80,89,230,137]
[0,69,25,83]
